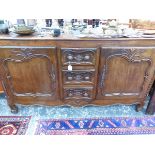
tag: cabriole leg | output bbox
[7,99,18,113]
[10,104,18,114]
[136,104,143,112]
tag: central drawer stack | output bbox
[60,48,99,106]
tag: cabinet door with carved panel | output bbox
[0,46,60,113]
[97,47,155,108]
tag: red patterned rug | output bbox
[35,117,155,135]
[0,116,31,135]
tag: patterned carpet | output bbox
[0,116,31,135]
[0,93,154,135]
[35,117,155,135]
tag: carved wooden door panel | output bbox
[97,47,155,101]
[0,46,59,108]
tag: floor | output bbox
[0,94,153,135]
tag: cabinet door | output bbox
[0,46,58,102]
[97,47,155,100]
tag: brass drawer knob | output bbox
[83,92,88,97]
[67,76,73,80]
[84,76,90,80]
[68,92,73,97]
[67,55,73,60]
[84,55,90,60]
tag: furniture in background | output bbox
[130,19,155,29]
[0,36,155,113]
[146,81,155,114]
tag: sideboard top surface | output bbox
[1,33,155,47]
[0,33,155,41]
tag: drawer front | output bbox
[62,70,95,84]
[64,87,93,100]
[61,48,97,66]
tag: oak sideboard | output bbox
[0,34,155,113]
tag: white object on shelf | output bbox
[68,64,72,71]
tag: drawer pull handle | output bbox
[84,76,90,80]
[67,55,73,60]
[68,92,73,97]
[83,92,88,97]
[67,76,73,80]
[84,55,90,60]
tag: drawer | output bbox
[61,48,97,66]
[63,87,93,100]
[62,69,95,84]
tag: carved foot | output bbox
[136,104,143,112]
[10,105,18,114]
